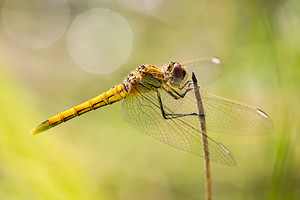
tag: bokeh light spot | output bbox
[2,0,70,49]
[67,8,133,74]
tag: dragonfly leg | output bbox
[178,82,195,98]
[164,81,194,99]
[178,80,192,90]
[163,86,181,100]
[157,91,197,120]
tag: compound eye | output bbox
[173,63,183,78]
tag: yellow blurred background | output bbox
[0,0,299,199]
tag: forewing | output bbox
[202,91,274,135]
[162,89,274,135]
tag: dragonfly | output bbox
[31,57,274,166]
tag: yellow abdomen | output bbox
[31,84,128,135]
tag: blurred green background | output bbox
[0,0,299,199]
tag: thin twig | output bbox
[192,72,212,200]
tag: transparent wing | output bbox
[163,89,274,136]
[202,91,274,135]
[121,89,237,166]
[181,57,223,85]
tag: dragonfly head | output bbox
[166,61,188,88]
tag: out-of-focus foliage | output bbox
[0,0,299,199]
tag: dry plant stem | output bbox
[192,72,212,200]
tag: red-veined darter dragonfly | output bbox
[31,57,274,166]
